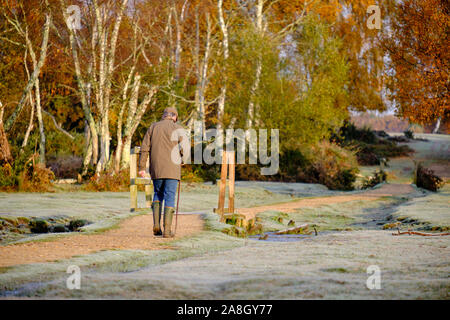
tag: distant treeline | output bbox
[351,114,449,134]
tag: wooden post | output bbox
[130,147,139,212]
[228,151,235,214]
[217,150,228,219]
[130,146,152,211]
[215,151,236,221]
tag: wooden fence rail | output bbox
[130,146,152,212]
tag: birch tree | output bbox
[195,12,213,135]
[114,20,158,171]
[217,0,229,131]
[60,0,129,173]
[1,1,51,165]
[59,0,99,171]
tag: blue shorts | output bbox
[152,179,179,208]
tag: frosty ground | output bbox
[0,133,449,299]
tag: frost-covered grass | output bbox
[0,182,297,244]
[0,181,339,288]
[2,191,449,299]
[0,192,132,221]
[360,133,450,184]
[0,134,448,299]
[389,185,450,229]
[17,230,449,299]
[397,133,450,160]
[256,198,400,233]
[0,182,298,220]
[234,181,344,197]
[0,213,245,293]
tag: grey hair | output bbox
[162,112,177,120]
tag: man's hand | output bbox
[138,170,146,178]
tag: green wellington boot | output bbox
[163,207,175,238]
[151,201,162,236]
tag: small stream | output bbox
[249,230,335,242]
[249,193,424,242]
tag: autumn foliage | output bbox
[382,0,449,130]
[0,0,447,189]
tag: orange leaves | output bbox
[382,0,449,125]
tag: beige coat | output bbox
[138,119,189,180]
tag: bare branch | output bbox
[43,110,75,140]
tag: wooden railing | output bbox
[130,146,152,212]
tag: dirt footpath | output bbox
[237,184,415,220]
[0,214,203,267]
[0,184,414,268]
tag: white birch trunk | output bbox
[61,0,128,173]
[60,0,99,170]
[433,117,441,134]
[4,14,51,132]
[120,82,157,169]
[21,94,35,152]
[23,16,50,165]
[246,0,264,129]
[217,0,229,130]
[95,0,129,173]
[194,13,212,138]
[34,78,46,164]
[21,50,34,152]
[115,66,136,173]
[82,136,93,176]
[174,0,189,80]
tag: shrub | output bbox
[0,152,55,192]
[235,164,265,181]
[83,169,130,192]
[355,144,381,165]
[45,131,84,158]
[49,224,69,233]
[307,141,359,190]
[361,170,387,189]
[374,130,389,138]
[234,141,359,191]
[182,164,220,183]
[47,155,83,179]
[20,160,55,192]
[404,130,414,140]
[332,122,414,165]
[68,219,90,231]
[414,163,444,192]
[387,135,409,143]
[332,122,377,144]
[236,149,310,183]
[355,140,413,165]
[0,163,19,191]
[29,219,49,233]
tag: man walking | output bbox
[138,107,189,238]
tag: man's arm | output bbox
[177,126,191,165]
[138,126,152,176]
